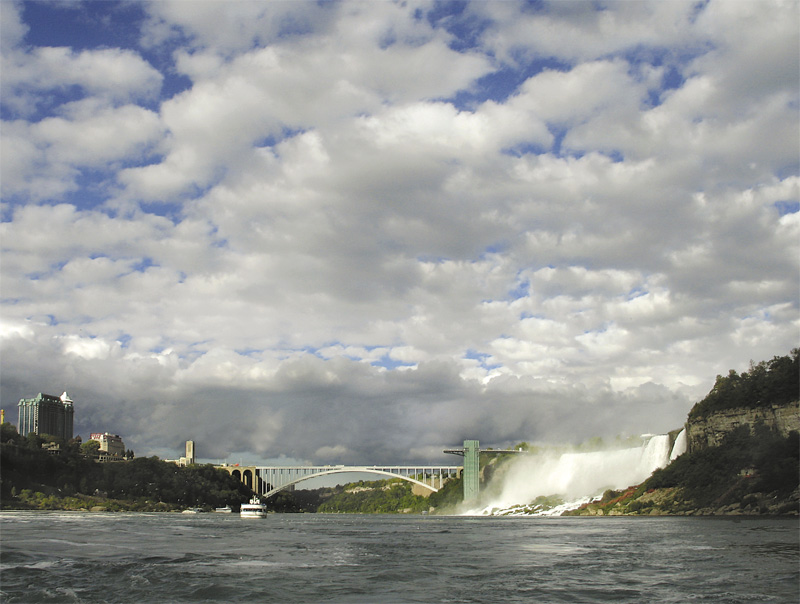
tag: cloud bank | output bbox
[1,0,797,465]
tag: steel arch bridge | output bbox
[222,465,462,499]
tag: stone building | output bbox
[89,432,126,458]
[167,440,196,466]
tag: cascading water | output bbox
[670,428,687,460]
[471,434,676,516]
[639,434,671,474]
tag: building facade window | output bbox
[17,392,74,441]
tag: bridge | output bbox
[221,464,462,499]
[221,440,525,503]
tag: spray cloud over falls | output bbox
[477,433,685,515]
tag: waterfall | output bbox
[639,434,671,474]
[669,428,687,460]
[473,434,675,516]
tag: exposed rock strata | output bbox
[564,400,800,517]
[686,400,800,452]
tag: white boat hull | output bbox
[240,498,268,518]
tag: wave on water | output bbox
[469,432,686,516]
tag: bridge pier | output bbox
[220,464,461,499]
[443,440,527,505]
[222,466,261,493]
[443,440,480,504]
[462,440,480,504]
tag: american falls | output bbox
[471,431,687,516]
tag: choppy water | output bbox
[1,512,797,603]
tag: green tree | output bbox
[689,349,799,419]
[1,423,21,445]
[428,476,463,510]
[81,440,101,457]
[25,433,44,450]
[645,426,799,508]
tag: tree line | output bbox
[1,424,252,510]
[642,424,798,513]
[689,349,799,420]
[314,477,463,514]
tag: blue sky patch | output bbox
[464,349,501,370]
[774,200,799,216]
[22,1,145,51]
[1,0,797,466]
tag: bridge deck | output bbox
[223,465,462,498]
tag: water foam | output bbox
[471,434,675,516]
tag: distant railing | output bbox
[221,464,461,499]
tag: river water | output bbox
[1,512,797,603]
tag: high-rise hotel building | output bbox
[17,392,74,440]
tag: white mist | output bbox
[473,433,684,516]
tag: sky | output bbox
[1,0,798,466]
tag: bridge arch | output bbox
[220,465,460,499]
[263,468,436,499]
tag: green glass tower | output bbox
[462,439,480,504]
[17,392,74,440]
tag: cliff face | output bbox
[686,400,800,452]
[566,400,800,516]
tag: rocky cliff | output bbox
[686,400,800,452]
[565,351,799,516]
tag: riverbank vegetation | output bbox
[1,419,465,514]
[4,350,796,515]
[1,424,251,511]
[564,426,798,516]
[266,476,464,514]
[689,349,798,420]
[563,350,799,516]
[316,479,430,514]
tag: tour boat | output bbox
[240,497,268,518]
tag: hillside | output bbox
[566,350,800,516]
[280,477,463,514]
[564,425,798,516]
[0,425,252,511]
[688,349,798,421]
